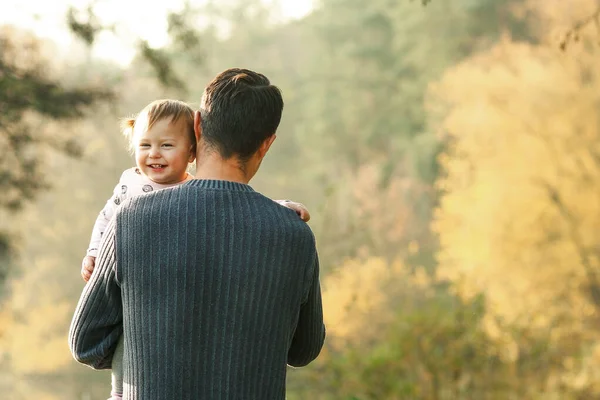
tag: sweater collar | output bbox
[184,179,255,193]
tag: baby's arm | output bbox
[81,205,113,281]
[86,204,114,257]
[275,199,311,222]
[82,176,125,281]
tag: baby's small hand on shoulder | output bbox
[279,200,311,222]
[81,256,96,282]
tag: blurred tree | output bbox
[268,0,533,273]
[67,1,204,93]
[423,0,600,50]
[0,26,112,284]
[302,0,529,173]
[66,2,108,46]
[0,27,112,211]
[431,0,600,394]
[290,256,583,399]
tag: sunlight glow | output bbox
[0,0,314,66]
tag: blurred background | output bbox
[2,0,600,398]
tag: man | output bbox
[69,68,326,399]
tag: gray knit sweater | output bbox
[69,179,325,400]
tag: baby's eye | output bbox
[139,143,150,148]
[162,144,174,148]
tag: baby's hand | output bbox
[81,256,96,282]
[278,200,311,222]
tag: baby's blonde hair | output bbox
[122,99,196,154]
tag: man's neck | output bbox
[194,153,251,184]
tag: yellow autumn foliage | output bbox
[8,301,72,374]
[430,8,600,334]
[4,257,74,375]
[322,256,432,348]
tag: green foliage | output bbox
[66,4,107,46]
[301,283,591,399]
[0,27,113,292]
[67,3,204,93]
[312,289,496,399]
[167,4,204,63]
[0,27,113,212]
[138,40,187,92]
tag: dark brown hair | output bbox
[200,68,283,162]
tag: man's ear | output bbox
[194,110,202,143]
[258,134,276,159]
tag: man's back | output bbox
[114,179,324,399]
[69,68,325,400]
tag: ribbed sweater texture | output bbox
[69,179,325,399]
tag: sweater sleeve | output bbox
[86,173,127,257]
[70,217,123,370]
[287,251,326,367]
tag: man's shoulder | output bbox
[256,196,316,239]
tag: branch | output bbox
[533,178,600,308]
[560,6,600,50]
[65,5,192,92]
[66,4,108,46]
[138,41,187,93]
